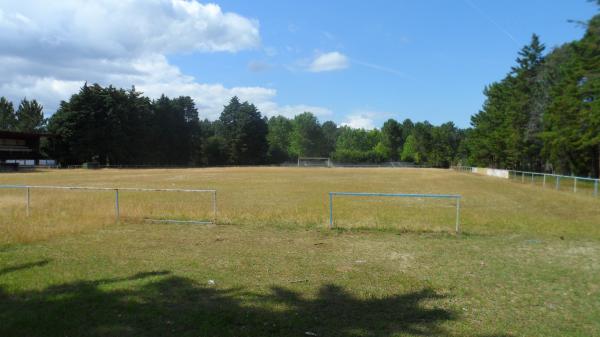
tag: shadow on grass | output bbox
[0,259,50,276]
[0,265,513,337]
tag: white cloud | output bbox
[308,51,349,72]
[260,102,332,119]
[341,110,395,130]
[0,0,331,119]
[341,113,376,130]
[0,0,260,58]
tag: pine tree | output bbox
[0,97,17,131]
[15,98,45,132]
[218,97,268,165]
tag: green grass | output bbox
[0,167,599,336]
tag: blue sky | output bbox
[0,0,597,128]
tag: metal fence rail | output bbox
[452,166,600,198]
[0,184,217,224]
[328,192,461,233]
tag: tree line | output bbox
[466,12,600,176]
[0,97,45,132]
[1,82,461,167]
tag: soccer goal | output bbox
[298,157,332,167]
[327,192,461,233]
[0,185,217,224]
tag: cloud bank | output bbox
[0,0,330,119]
[341,113,376,130]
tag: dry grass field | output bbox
[1,167,599,336]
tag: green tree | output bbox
[267,115,293,163]
[539,44,588,174]
[218,97,268,165]
[321,121,339,156]
[148,95,198,165]
[381,119,402,161]
[289,112,325,158]
[47,84,153,165]
[400,119,414,144]
[577,14,600,176]
[510,34,546,170]
[467,35,545,169]
[15,98,45,132]
[429,122,460,167]
[0,97,16,131]
[411,122,433,164]
[401,134,417,162]
[333,127,383,163]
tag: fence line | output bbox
[328,192,461,233]
[451,166,599,198]
[0,184,217,224]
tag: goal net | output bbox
[298,157,331,167]
[0,185,217,227]
[328,192,461,233]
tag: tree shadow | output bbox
[0,259,50,276]
[0,269,510,337]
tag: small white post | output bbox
[115,189,120,222]
[212,190,217,224]
[543,174,546,188]
[573,178,577,193]
[329,193,334,229]
[455,197,461,234]
[26,187,30,216]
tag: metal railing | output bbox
[0,185,217,224]
[451,166,599,198]
[328,192,461,233]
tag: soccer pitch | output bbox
[1,167,599,336]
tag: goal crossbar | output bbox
[297,157,331,167]
[0,184,217,224]
[328,192,461,232]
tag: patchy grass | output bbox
[0,167,599,336]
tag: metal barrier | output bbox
[451,166,599,198]
[0,185,217,224]
[328,192,461,233]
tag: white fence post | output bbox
[115,189,120,222]
[26,187,30,216]
[543,174,546,188]
[455,197,461,234]
[212,190,217,224]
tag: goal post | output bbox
[298,157,331,167]
[0,184,217,224]
[328,192,461,233]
